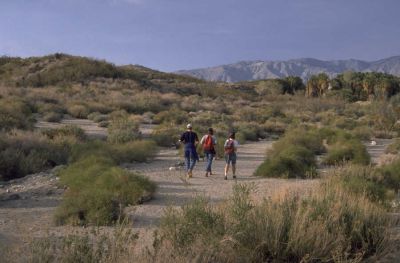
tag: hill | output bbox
[176,56,400,82]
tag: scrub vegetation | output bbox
[1,54,400,261]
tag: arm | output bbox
[179,133,185,143]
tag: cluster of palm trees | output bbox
[306,71,400,101]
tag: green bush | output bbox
[107,111,140,144]
[329,166,388,203]
[0,131,72,181]
[155,183,389,262]
[323,139,370,165]
[385,138,400,154]
[67,104,89,119]
[0,98,34,131]
[43,112,63,122]
[69,140,157,164]
[255,145,317,178]
[255,127,323,178]
[41,125,86,141]
[376,159,400,192]
[88,112,108,123]
[153,108,188,125]
[55,155,156,226]
[151,124,181,147]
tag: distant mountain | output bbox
[176,56,400,82]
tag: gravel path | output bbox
[127,140,319,249]
[0,137,398,259]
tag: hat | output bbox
[187,123,192,129]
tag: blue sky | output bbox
[1,0,400,71]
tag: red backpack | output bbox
[203,135,214,151]
[224,139,235,154]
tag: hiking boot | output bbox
[187,170,192,178]
[224,175,227,180]
[233,175,237,180]
[205,172,209,177]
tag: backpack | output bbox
[203,135,214,151]
[224,139,235,154]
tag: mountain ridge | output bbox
[176,56,400,82]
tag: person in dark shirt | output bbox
[180,123,199,178]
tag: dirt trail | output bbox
[365,138,394,165]
[35,117,156,138]
[0,136,397,258]
[127,140,319,248]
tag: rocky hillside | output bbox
[176,56,400,82]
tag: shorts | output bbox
[225,153,237,164]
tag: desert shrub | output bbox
[323,133,371,165]
[352,125,372,141]
[67,104,89,119]
[41,125,86,141]
[277,127,325,154]
[263,118,287,134]
[18,224,139,263]
[151,124,181,147]
[155,183,389,262]
[55,155,156,225]
[42,112,63,122]
[234,122,266,143]
[255,144,317,178]
[87,111,108,123]
[86,101,113,114]
[334,116,357,130]
[0,98,34,131]
[110,140,157,163]
[107,111,140,143]
[97,120,108,128]
[69,140,156,164]
[376,159,400,193]
[153,108,188,125]
[0,131,72,181]
[385,138,400,154]
[36,102,65,114]
[255,127,323,178]
[328,166,388,204]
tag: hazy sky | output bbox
[1,0,400,71]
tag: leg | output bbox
[209,153,214,174]
[184,149,192,178]
[232,153,237,179]
[206,153,213,172]
[189,152,197,173]
[224,164,230,180]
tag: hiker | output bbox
[224,132,239,180]
[200,127,217,177]
[179,123,199,178]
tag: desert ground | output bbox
[1,120,398,260]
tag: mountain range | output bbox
[176,56,400,82]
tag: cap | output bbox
[187,123,192,129]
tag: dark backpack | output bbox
[224,140,235,154]
[203,135,214,151]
